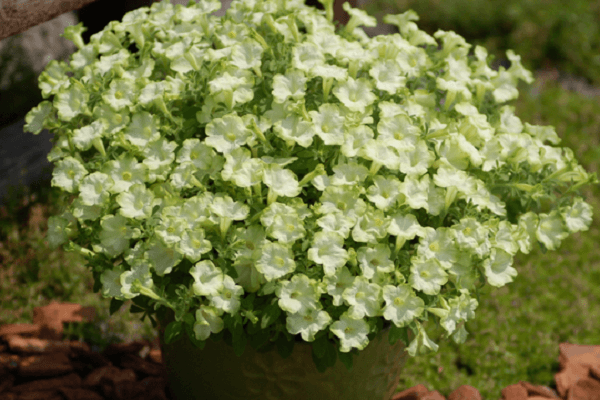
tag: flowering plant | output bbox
[25,0,596,372]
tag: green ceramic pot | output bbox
[158,307,413,400]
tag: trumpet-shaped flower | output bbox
[116,183,156,220]
[342,276,382,319]
[352,207,390,244]
[210,275,243,314]
[145,236,183,276]
[287,308,332,342]
[95,214,140,257]
[308,231,349,276]
[409,256,448,295]
[366,175,402,211]
[256,241,296,281]
[322,266,355,306]
[190,260,224,297]
[102,156,146,194]
[205,113,253,154]
[194,305,224,341]
[79,172,113,206]
[276,274,322,314]
[272,69,307,103]
[561,197,593,233]
[262,165,302,199]
[332,77,376,113]
[356,244,394,279]
[309,103,345,146]
[52,157,88,193]
[72,120,105,152]
[124,112,160,149]
[120,259,154,299]
[482,248,517,287]
[536,211,569,251]
[330,312,370,353]
[382,284,425,327]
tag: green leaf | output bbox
[311,334,329,358]
[109,298,125,316]
[261,302,281,329]
[248,328,270,351]
[164,321,183,344]
[388,324,408,346]
[337,350,354,372]
[232,333,247,357]
[129,304,145,314]
[311,338,337,373]
[276,334,295,359]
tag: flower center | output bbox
[393,297,404,306]
[115,91,123,100]
[275,256,285,267]
[421,271,430,278]
[356,291,365,299]
[122,172,132,181]
[429,241,439,252]
[303,314,313,322]
[192,239,202,248]
[286,224,296,232]
[226,132,237,141]
[225,291,232,299]
[246,241,255,250]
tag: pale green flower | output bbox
[276,274,322,314]
[52,157,88,193]
[100,263,127,299]
[222,147,264,188]
[72,120,105,152]
[46,212,77,249]
[352,207,390,244]
[398,140,434,176]
[322,266,355,306]
[231,38,263,71]
[387,213,426,250]
[536,211,569,251]
[256,241,296,281]
[292,42,325,71]
[102,156,147,194]
[365,175,402,211]
[330,312,370,353]
[341,124,374,158]
[342,276,382,319]
[483,248,517,287]
[210,275,244,314]
[332,77,376,113]
[155,215,188,245]
[178,229,212,262]
[416,227,458,269]
[145,236,183,276]
[54,80,89,121]
[406,321,439,356]
[369,60,406,94]
[116,183,156,220]
[95,214,140,257]
[382,284,425,327]
[124,112,160,149]
[316,211,355,239]
[409,256,448,295]
[120,259,154,299]
[79,172,113,206]
[103,78,137,111]
[316,186,367,224]
[273,69,307,103]
[561,197,593,233]
[287,308,332,342]
[331,162,370,187]
[309,103,345,146]
[190,260,224,297]
[205,113,254,154]
[307,231,349,276]
[356,244,394,279]
[194,305,224,341]
[263,165,302,200]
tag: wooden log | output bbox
[0,0,99,41]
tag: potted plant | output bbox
[24,0,596,399]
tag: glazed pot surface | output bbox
[158,308,412,400]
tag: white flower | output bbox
[194,306,224,341]
[276,274,321,314]
[210,275,244,314]
[409,256,448,295]
[382,284,425,327]
[190,260,224,297]
[286,308,332,342]
[52,157,88,193]
[342,276,382,319]
[330,312,370,353]
[307,231,349,276]
[256,241,296,281]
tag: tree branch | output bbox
[0,0,98,41]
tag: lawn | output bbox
[1,1,599,399]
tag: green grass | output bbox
[0,62,598,400]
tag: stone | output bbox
[555,360,594,398]
[422,390,446,400]
[32,301,96,341]
[501,383,528,400]
[17,353,73,377]
[448,385,482,400]
[567,377,600,400]
[392,384,430,400]
[559,343,600,371]
[519,381,561,398]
